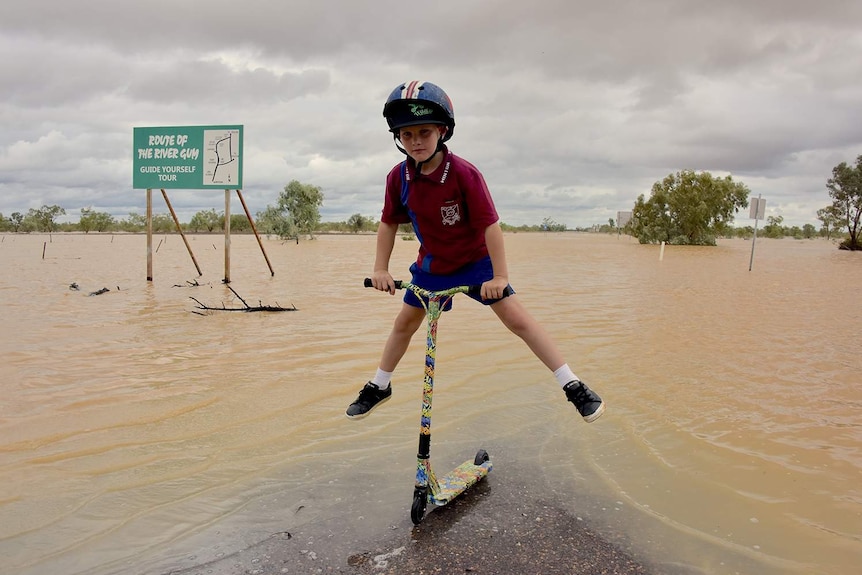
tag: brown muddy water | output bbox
[1,232,860,575]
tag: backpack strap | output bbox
[399,161,429,269]
[400,161,409,207]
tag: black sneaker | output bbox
[563,380,605,423]
[346,382,392,419]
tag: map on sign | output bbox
[203,128,241,185]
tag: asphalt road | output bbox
[165,462,659,575]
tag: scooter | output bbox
[364,278,510,524]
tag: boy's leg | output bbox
[379,303,426,372]
[346,303,425,419]
[489,295,564,369]
[490,296,605,422]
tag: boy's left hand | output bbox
[480,276,509,300]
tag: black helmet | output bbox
[383,81,455,142]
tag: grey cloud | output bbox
[0,36,128,107]
[124,60,330,105]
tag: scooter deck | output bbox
[430,459,493,506]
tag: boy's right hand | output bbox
[369,271,397,294]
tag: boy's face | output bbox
[398,124,446,164]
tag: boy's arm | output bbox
[482,222,510,300]
[371,221,399,294]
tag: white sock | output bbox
[553,365,579,388]
[371,368,392,389]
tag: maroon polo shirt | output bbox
[381,147,500,274]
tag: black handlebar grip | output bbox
[466,285,514,298]
[364,278,404,289]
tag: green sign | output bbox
[133,125,243,189]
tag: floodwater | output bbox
[1,232,860,575]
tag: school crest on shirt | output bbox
[440,203,461,226]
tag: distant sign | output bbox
[617,210,632,227]
[133,125,243,189]
[749,197,766,220]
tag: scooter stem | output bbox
[415,295,445,495]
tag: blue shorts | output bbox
[404,257,515,311]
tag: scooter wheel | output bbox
[411,486,428,525]
[474,449,490,465]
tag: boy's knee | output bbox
[394,307,425,332]
[496,308,534,336]
[503,317,530,335]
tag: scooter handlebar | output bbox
[363,278,512,298]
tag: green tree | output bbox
[802,223,816,239]
[541,217,567,232]
[9,212,24,232]
[25,205,66,232]
[78,207,115,233]
[347,213,369,233]
[597,220,615,233]
[189,209,222,232]
[817,206,843,240]
[256,205,295,239]
[763,215,785,239]
[630,170,750,245]
[78,208,95,233]
[228,214,251,232]
[152,213,175,233]
[93,212,114,232]
[825,155,862,250]
[277,180,324,240]
[735,225,754,239]
[117,212,146,232]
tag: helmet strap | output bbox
[391,129,445,175]
[392,134,409,157]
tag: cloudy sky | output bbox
[2,0,861,229]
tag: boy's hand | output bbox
[480,276,509,300]
[370,270,397,294]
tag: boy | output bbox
[346,81,604,423]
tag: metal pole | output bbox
[236,189,275,276]
[161,189,202,276]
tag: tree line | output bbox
[3,158,860,250]
[626,154,860,249]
